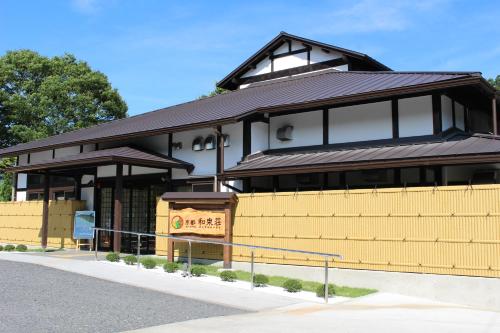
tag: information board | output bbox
[73,211,96,240]
[169,208,226,236]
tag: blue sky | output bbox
[1,0,499,116]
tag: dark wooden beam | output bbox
[243,119,251,159]
[41,172,50,248]
[271,47,309,59]
[216,126,224,192]
[432,94,442,135]
[113,163,123,253]
[322,109,329,145]
[493,97,498,135]
[451,99,456,128]
[11,172,17,202]
[74,175,82,200]
[391,98,399,139]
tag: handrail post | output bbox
[137,234,141,269]
[94,229,98,261]
[324,256,329,304]
[188,241,192,277]
[250,250,255,290]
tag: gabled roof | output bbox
[0,70,491,158]
[217,31,392,90]
[5,146,193,173]
[224,133,500,177]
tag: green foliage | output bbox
[163,262,179,273]
[316,284,335,298]
[253,274,269,287]
[15,244,27,252]
[141,257,157,269]
[190,266,207,277]
[4,244,15,251]
[0,166,13,202]
[283,279,303,293]
[0,245,3,251]
[123,255,137,265]
[198,85,228,99]
[488,75,500,90]
[105,252,120,262]
[220,270,237,282]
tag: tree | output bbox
[489,75,499,90]
[199,85,228,99]
[0,50,128,201]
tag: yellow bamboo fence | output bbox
[157,184,500,278]
[0,200,84,248]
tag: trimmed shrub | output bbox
[0,245,3,251]
[15,244,28,252]
[283,279,303,293]
[141,258,157,269]
[4,244,15,252]
[253,274,269,287]
[163,262,179,273]
[106,252,120,262]
[190,266,206,277]
[316,284,336,298]
[220,270,237,282]
[124,255,137,265]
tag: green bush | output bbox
[4,244,15,251]
[163,262,179,273]
[253,274,269,287]
[316,284,335,298]
[141,258,157,269]
[106,252,120,262]
[0,245,3,251]
[283,279,303,293]
[124,255,137,265]
[15,244,28,252]
[190,266,207,277]
[220,270,237,282]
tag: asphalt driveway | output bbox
[0,260,245,333]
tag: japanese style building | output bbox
[1,32,499,253]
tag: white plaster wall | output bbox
[81,175,94,185]
[82,144,95,153]
[134,133,170,155]
[398,95,434,137]
[455,101,465,130]
[251,121,269,153]
[221,180,243,193]
[18,154,28,166]
[329,101,392,144]
[97,164,130,178]
[54,146,80,158]
[309,46,341,64]
[332,64,348,71]
[172,128,217,177]
[222,122,243,169]
[16,191,26,201]
[30,150,52,163]
[17,173,27,188]
[270,111,323,148]
[80,187,94,210]
[273,52,307,71]
[131,166,166,176]
[241,58,272,78]
[441,95,453,131]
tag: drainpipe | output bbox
[493,97,498,136]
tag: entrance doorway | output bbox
[96,185,165,254]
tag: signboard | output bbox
[73,211,96,240]
[169,208,225,236]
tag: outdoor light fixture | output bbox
[223,134,230,147]
[276,125,293,141]
[172,142,183,150]
[204,135,216,150]
[192,137,203,151]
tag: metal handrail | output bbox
[93,227,342,303]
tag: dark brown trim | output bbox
[27,153,30,164]
[168,133,173,157]
[243,119,251,158]
[12,172,17,201]
[322,109,329,145]
[493,97,498,135]
[391,98,399,139]
[52,149,56,159]
[80,145,84,153]
[270,47,309,59]
[432,94,442,134]
[464,106,470,132]
[41,172,49,248]
[113,163,123,252]
[451,98,456,128]
[238,58,347,86]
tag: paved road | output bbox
[0,261,245,333]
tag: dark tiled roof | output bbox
[0,70,483,157]
[224,134,500,176]
[5,146,193,173]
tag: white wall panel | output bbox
[80,187,94,210]
[97,165,116,178]
[441,95,453,131]
[54,146,80,158]
[455,101,465,130]
[222,122,243,169]
[18,154,28,166]
[30,150,52,163]
[251,121,269,153]
[172,128,217,177]
[398,95,434,137]
[17,173,27,188]
[309,46,341,64]
[270,111,323,148]
[273,53,307,71]
[329,101,392,144]
[131,166,166,175]
[16,191,26,202]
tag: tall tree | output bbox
[489,75,499,90]
[199,85,228,99]
[0,50,128,200]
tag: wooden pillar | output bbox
[113,163,123,253]
[41,172,50,248]
[493,97,497,136]
[74,175,82,200]
[223,203,233,268]
[11,172,17,202]
[216,126,224,192]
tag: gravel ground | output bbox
[0,260,246,333]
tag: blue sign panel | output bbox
[73,211,96,240]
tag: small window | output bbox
[192,137,204,151]
[204,135,216,150]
